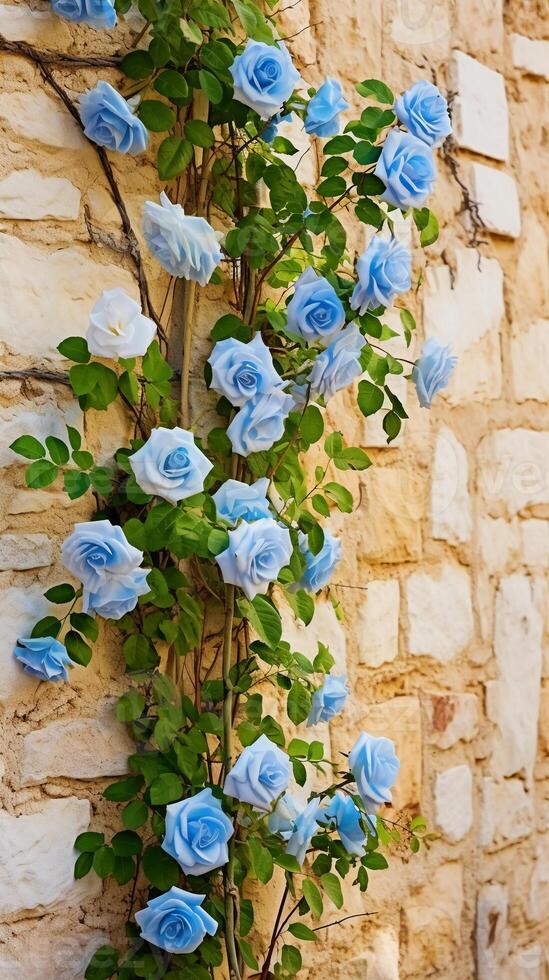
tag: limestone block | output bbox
[511,320,549,402]
[431,427,472,544]
[539,688,549,756]
[511,34,549,80]
[0,233,137,360]
[454,0,503,54]
[486,575,543,781]
[406,564,473,662]
[0,798,100,918]
[478,517,519,574]
[502,945,545,980]
[0,171,80,221]
[343,929,399,980]
[1,583,50,704]
[421,692,478,749]
[448,50,509,160]
[0,89,85,151]
[0,534,54,571]
[0,3,72,45]
[477,429,549,516]
[479,777,534,848]
[356,579,400,666]
[469,163,521,238]
[7,490,76,515]
[515,215,549,320]
[0,403,82,469]
[528,836,549,922]
[477,883,509,980]
[0,919,108,980]
[520,519,549,569]
[435,765,473,841]
[404,863,463,974]
[423,248,504,403]
[359,467,424,563]
[18,701,133,785]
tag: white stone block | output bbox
[404,863,463,974]
[479,777,534,847]
[503,945,545,980]
[486,575,543,781]
[0,920,108,980]
[0,798,100,917]
[469,162,521,238]
[345,929,400,980]
[0,403,82,469]
[0,534,54,571]
[511,34,549,80]
[8,490,76,515]
[0,4,71,44]
[421,692,479,749]
[1,583,50,703]
[477,428,549,516]
[407,564,474,661]
[431,427,472,544]
[0,233,137,360]
[528,835,549,922]
[478,517,519,574]
[449,50,509,160]
[435,764,473,841]
[423,248,504,404]
[520,519,549,569]
[477,884,509,980]
[0,90,85,151]
[19,701,132,785]
[511,319,549,402]
[357,579,400,666]
[0,170,80,221]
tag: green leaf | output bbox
[312,494,330,517]
[26,459,58,489]
[419,210,439,247]
[70,363,118,411]
[157,136,193,180]
[9,435,45,460]
[154,69,189,101]
[324,481,353,513]
[321,871,344,908]
[123,634,159,671]
[138,99,175,132]
[300,405,324,445]
[30,615,61,639]
[357,378,384,417]
[45,436,69,465]
[362,851,388,870]
[142,845,180,890]
[148,36,171,67]
[210,313,250,343]
[239,939,259,972]
[185,119,215,148]
[284,588,314,626]
[281,945,302,975]
[287,737,309,758]
[66,425,81,450]
[121,50,154,79]
[274,852,301,873]
[112,830,142,857]
[302,878,323,919]
[103,775,143,802]
[142,340,173,383]
[113,855,135,885]
[72,450,93,469]
[74,851,93,880]
[287,680,311,725]
[116,689,145,723]
[190,0,231,27]
[288,923,316,941]
[122,799,149,830]
[238,595,282,649]
[44,583,76,604]
[356,78,394,104]
[248,837,274,884]
[383,410,401,443]
[65,630,92,667]
[57,336,90,363]
[323,135,355,154]
[64,470,90,500]
[85,946,119,980]
[75,831,105,853]
[199,68,223,104]
[149,772,183,804]
[70,612,99,642]
[360,106,395,129]
[93,845,115,879]
[317,176,347,198]
[272,136,298,156]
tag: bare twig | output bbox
[0,368,71,386]
[0,33,121,68]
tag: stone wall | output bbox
[0,1,548,978]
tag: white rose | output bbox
[87,287,156,358]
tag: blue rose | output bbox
[348,731,400,810]
[83,568,150,620]
[298,528,342,592]
[129,427,213,504]
[224,734,290,810]
[262,112,292,143]
[305,78,349,138]
[208,334,283,407]
[308,324,366,401]
[412,337,457,408]
[213,478,271,524]
[142,192,223,284]
[307,674,349,726]
[374,130,436,210]
[79,82,148,155]
[135,887,217,955]
[319,791,367,856]
[227,390,294,457]
[286,267,345,345]
[216,517,292,600]
[395,80,452,148]
[268,793,300,839]
[51,0,116,28]
[14,637,74,683]
[285,798,322,866]
[350,236,411,314]
[162,788,233,876]
[62,520,145,594]
[230,41,301,120]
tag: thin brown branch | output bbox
[0,33,121,68]
[0,368,71,386]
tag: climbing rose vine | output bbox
[9,2,455,978]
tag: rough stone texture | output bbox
[0,170,80,220]
[404,863,463,974]
[431,427,472,544]
[511,320,549,402]
[423,248,504,404]
[406,564,474,661]
[528,835,549,923]
[435,765,474,842]
[358,467,424,563]
[356,579,400,666]
[520,519,549,569]
[503,945,545,980]
[0,918,108,980]
[0,89,85,150]
[0,3,72,45]
[0,534,54,571]
[479,777,534,848]
[511,34,549,80]
[477,429,549,516]
[422,692,478,749]
[0,798,100,918]
[469,162,521,238]
[477,884,509,980]
[449,50,509,160]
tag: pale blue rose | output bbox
[286,267,345,345]
[268,793,300,839]
[129,427,213,504]
[374,130,436,210]
[83,568,150,620]
[319,791,367,856]
[230,41,301,120]
[224,734,290,810]
[412,337,457,408]
[348,731,400,810]
[213,478,271,524]
[208,334,283,407]
[216,518,292,600]
[263,112,292,143]
[62,520,145,594]
[350,236,411,314]
[14,637,74,683]
[227,390,294,457]
[307,674,349,726]
[79,82,148,155]
[142,192,223,285]
[305,78,349,137]
[395,80,452,148]
[162,788,233,876]
[51,0,116,28]
[135,887,217,955]
[308,324,366,401]
[298,528,342,592]
[286,798,322,866]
